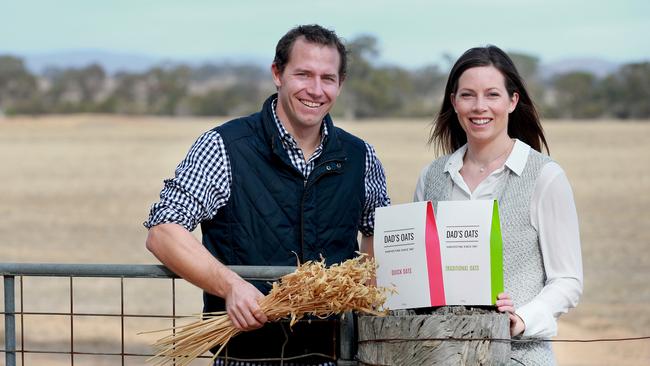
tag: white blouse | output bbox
[414,139,583,338]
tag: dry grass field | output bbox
[1,115,649,365]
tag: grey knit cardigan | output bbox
[422,148,555,366]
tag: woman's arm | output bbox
[413,165,429,201]
[517,162,584,338]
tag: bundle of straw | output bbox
[147,253,389,366]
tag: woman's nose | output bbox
[472,96,487,112]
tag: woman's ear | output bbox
[508,92,520,113]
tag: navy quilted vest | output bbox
[201,95,367,313]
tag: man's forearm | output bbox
[145,223,239,298]
[146,223,268,330]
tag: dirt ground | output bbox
[1,115,649,365]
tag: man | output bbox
[144,24,389,365]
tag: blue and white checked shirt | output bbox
[145,99,390,237]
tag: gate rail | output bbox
[1,263,356,366]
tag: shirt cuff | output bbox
[517,300,557,338]
[143,206,196,232]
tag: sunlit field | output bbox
[1,115,649,365]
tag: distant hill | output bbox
[20,49,162,74]
[540,58,621,79]
[12,50,628,80]
[15,49,269,75]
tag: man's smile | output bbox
[299,99,324,108]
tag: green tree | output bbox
[601,62,650,119]
[103,66,191,115]
[508,52,546,112]
[509,52,539,81]
[100,72,147,114]
[410,65,446,117]
[189,82,264,116]
[41,64,107,113]
[335,35,380,118]
[0,55,39,114]
[551,71,604,118]
[145,66,191,115]
[336,35,447,119]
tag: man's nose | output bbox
[306,77,324,96]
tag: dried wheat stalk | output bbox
[145,253,389,366]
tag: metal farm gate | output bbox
[1,263,356,366]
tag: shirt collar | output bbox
[507,139,531,176]
[271,98,328,147]
[443,139,531,176]
[444,145,467,174]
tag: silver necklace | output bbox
[468,140,514,173]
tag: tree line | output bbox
[1,36,649,119]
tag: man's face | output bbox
[272,37,342,134]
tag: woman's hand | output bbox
[496,292,526,337]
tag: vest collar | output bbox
[260,94,346,163]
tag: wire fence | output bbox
[0,263,357,366]
[3,263,648,365]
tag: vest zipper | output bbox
[299,159,344,262]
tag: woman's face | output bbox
[451,65,519,146]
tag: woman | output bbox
[414,46,583,365]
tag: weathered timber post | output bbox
[357,307,510,365]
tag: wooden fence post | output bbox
[357,307,510,365]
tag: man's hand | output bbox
[224,277,268,331]
[496,292,526,337]
[146,224,268,331]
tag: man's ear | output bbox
[271,63,282,88]
[337,78,344,96]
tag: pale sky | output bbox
[1,0,648,68]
